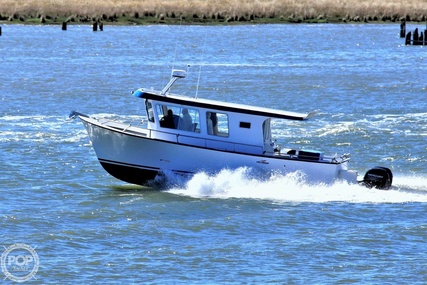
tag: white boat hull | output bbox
[80,116,357,186]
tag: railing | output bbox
[280,149,350,164]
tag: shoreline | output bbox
[0,14,425,26]
[1,0,426,26]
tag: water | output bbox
[1,23,427,283]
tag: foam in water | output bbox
[166,167,427,203]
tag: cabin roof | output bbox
[134,89,314,121]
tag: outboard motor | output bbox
[360,167,393,190]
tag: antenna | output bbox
[195,65,202,99]
[163,18,183,90]
[195,27,207,99]
[171,18,183,72]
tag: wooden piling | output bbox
[0,26,2,36]
[99,22,103,31]
[400,21,406,38]
[405,31,411,45]
[404,25,427,46]
[414,28,419,45]
[62,22,67,31]
[92,22,98,31]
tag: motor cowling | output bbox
[361,167,393,190]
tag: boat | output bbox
[70,69,393,190]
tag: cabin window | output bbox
[145,100,154,122]
[239,122,251,129]
[207,111,229,137]
[156,104,200,132]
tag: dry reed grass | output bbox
[1,0,426,22]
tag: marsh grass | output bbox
[0,0,426,24]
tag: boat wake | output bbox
[164,167,427,203]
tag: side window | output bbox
[156,104,200,132]
[240,122,251,129]
[145,100,154,122]
[177,108,200,132]
[206,112,229,137]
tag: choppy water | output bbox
[1,23,427,283]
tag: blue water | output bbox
[1,23,427,284]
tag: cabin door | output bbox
[262,119,274,154]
